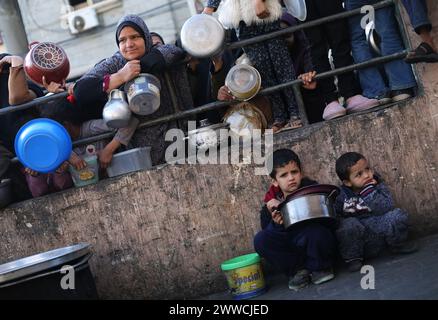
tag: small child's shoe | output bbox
[288,269,310,291]
[346,258,363,272]
[322,101,346,120]
[390,241,418,254]
[311,269,335,285]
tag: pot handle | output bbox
[28,41,39,50]
[325,189,340,205]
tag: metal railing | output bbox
[5,0,409,162]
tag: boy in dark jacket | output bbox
[335,152,417,272]
[254,149,336,290]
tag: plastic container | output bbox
[0,243,98,300]
[14,118,72,173]
[221,253,267,300]
[106,147,152,178]
[69,155,99,187]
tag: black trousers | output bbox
[304,0,361,104]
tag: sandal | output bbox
[288,118,303,129]
[405,42,438,64]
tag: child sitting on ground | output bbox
[254,149,337,291]
[334,152,417,272]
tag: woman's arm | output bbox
[3,56,38,105]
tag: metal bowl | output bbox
[225,64,261,101]
[278,184,339,229]
[180,14,225,58]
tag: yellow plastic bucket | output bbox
[221,253,266,300]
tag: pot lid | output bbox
[0,243,91,285]
[180,14,225,58]
[225,65,261,95]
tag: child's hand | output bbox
[272,210,283,225]
[0,55,24,69]
[217,85,235,101]
[267,198,281,213]
[24,167,39,176]
[98,146,114,169]
[55,161,70,174]
[255,0,270,19]
[202,7,215,15]
[69,154,87,171]
[42,76,66,93]
[299,71,317,90]
[211,54,224,73]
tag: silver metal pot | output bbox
[180,14,225,58]
[278,185,339,229]
[124,73,161,115]
[185,119,229,151]
[102,89,132,128]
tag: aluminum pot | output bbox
[277,184,340,229]
[124,73,161,115]
[225,64,261,101]
[102,89,132,128]
[180,14,225,58]
[185,119,229,151]
[24,41,70,86]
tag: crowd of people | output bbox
[0,0,434,293]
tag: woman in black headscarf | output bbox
[74,14,193,165]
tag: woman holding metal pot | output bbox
[73,14,193,165]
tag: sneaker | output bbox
[288,269,310,291]
[377,92,392,105]
[322,101,346,120]
[390,241,418,254]
[391,89,413,102]
[346,259,363,272]
[345,95,379,114]
[311,269,335,285]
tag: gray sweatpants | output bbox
[336,208,409,261]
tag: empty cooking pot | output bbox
[24,42,70,86]
[225,64,261,101]
[180,14,225,58]
[277,184,339,229]
[124,74,161,115]
[102,89,132,128]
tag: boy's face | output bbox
[344,158,374,192]
[273,161,303,197]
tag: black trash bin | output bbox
[0,243,99,300]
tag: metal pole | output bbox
[292,84,308,126]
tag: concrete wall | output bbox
[16,0,191,78]
[0,1,437,299]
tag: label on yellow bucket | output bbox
[224,263,265,297]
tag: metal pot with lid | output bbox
[225,64,262,101]
[180,14,225,58]
[124,73,161,115]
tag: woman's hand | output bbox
[299,71,317,90]
[98,139,121,169]
[0,55,24,70]
[217,85,235,101]
[118,60,141,82]
[255,0,270,19]
[42,76,66,93]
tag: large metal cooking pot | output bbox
[124,73,161,115]
[102,89,132,128]
[225,64,261,101]
[180,14,225,58]
[277,184,340,229]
